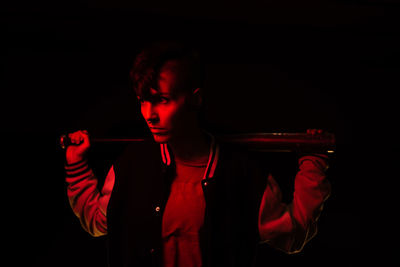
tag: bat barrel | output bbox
[217,133,335,153]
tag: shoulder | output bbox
[214,139,270,194]
[217,140,248,160]
[114,139,162,168]
[216,139,267,171]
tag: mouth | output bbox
[150,128,169,135]
[152,132,169,135]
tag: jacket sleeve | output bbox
[258,155,331,254]
[65,160,115,237]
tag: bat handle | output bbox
[59,134,71,149]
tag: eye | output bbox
[160,97,169,104]
[137,97,144,104]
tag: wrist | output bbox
[66,156,86,166]
[299,154,329,172]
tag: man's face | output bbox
[138,60,197,143]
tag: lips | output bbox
[150,128,168,134]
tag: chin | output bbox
[152,134,171,143]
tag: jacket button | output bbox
[203,181,208,186]
[155,206,161,212]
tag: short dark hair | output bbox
[129,40,205,98]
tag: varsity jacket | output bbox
[65,133,331,267]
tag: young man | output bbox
[65,41,331,267]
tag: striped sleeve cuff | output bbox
[65,159,90,178]
[65,158,87,168]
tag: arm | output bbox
[64,130,115,237]
[258,154,331,253]
[65,161,115,237]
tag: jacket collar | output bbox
[159,131,220,180]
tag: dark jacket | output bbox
[65,133,330,267]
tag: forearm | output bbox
[258,155,330,253]
[65,159,109,237]
[292,154,331,229]
[285,155,331,252]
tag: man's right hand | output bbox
[66,130,91,164]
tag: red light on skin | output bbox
[138,60,202,144]
[149,127,169,135]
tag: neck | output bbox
[168,125,210,163]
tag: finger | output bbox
[307,129,316,135]
[72,134,80,144]
[70,137,77,144]
[80,131,90,144]
[68,133,75,143]
[69,132,82,144]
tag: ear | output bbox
[192,88,203,107]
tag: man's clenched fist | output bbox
[66,130,91,164]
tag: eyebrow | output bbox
[158,93,171,97]
[137,93,171,101]
[149,90,172,97]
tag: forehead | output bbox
[135,59,191,100]
[158,62,179,93]
[151,60,187,96]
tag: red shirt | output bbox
[162,157,208,267]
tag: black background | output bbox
[2,1,398,266]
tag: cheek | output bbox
[140,106,145,117]
[162,101,188,127]
[157,105,177,126]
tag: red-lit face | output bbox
[138,60,199,143]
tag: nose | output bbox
[141,102,159,125]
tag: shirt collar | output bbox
[160,130,220,180]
